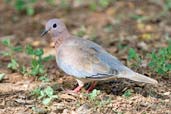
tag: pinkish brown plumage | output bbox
[41,18,158,93]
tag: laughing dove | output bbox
[41,18,158,93]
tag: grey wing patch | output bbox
[86,68,119,79]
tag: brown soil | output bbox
[0,0,171,114]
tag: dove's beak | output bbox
[41,29,49,37]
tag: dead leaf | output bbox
[139,33,152,40]
[59,93,76,100]
[106,7,116,16]
[32,40,41,47]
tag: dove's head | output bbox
[41,18,69,38]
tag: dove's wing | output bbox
[56,38,127,80]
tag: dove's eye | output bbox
[53,23,57,28]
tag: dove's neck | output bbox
[53,30,71,50]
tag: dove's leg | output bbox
[64,79,84,93]
[73,85,83,92]
[73,79,84,93]
[86,81,97,93]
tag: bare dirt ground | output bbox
[0,0,171,114]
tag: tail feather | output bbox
[120,71,158,84]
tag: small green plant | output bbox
[7,59,19,70]
[1,39,22,71]
[38,75,50,82]
[85,89,101,106]
[122,89,133,98]
[128,48,139,61]
[25,45,45,76]
[1,39,22,57]
[22,45,54,76]
[1,39,54,77]
[148,43,171,76]
[88,89,101,101]
[4,0,55,15]
[86,89,111,108]
[4,0,37,15]
[89,0,114,11]
[127,48,142,67]
[32,86,58,105]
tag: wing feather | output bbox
[57,38,124,79]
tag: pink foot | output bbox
[65,85,83,94]
[86,81,97,93]
[73,85,83,93]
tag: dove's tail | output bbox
[119,69,158,84]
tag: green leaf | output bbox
[42,98,52,105]
[39,76,49,82]
[34,48,44,57]
[30,64,44,76]
[128,48,137,60]
[2,52,10,56]
[30,60,44,75]
[26,6,34,16]
[99,0,110,7]
[0,73,5,81]
[166,64,171,71]
[20,66,27,75]
[25,45,34,55]
[7,59,19,70]
[38,90,45,99]
[31,59,38,66]
[12,46,22,52]
[44,86,54,97]
[38,67,45,74]
[157,68,165,74]
[31,87,41,96]
[50,95,58,99]
[89,2,97,11]
[148,61,155,67]
[88,89,100,100]
[1,39,10,46]
[123,89,132,98]
[43,55,55,62]
[15,0,25,11]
